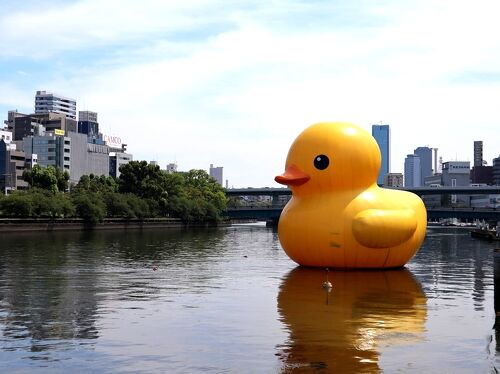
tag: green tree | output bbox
[23,165,69,193]
[73,174,118,194]
[28,189,75,218]
[0,192,33,217]
[123,193,150,219]
[72,192,106,224]
[118,161,172,215]
[175,169,228,222]
[103,192,134,218]
[54,167,70,192]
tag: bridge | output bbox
[226,186,500,197]
[225,187,500,222]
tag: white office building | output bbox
[35,91,77,120]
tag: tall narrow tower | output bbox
[433,148,438,174]
[371,124,390,185]
[473,141,483,167]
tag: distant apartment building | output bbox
[471,141,493,184]
[2,89,134,187]
[0,129,13,144]
[383,173,403,187]
[68,132,109,184]
[442,161,470,206]
[0,139,28,193]
[372,124,390,185]
[414,146,433,182]
[166,163,178,174]
[35,90,77,120]
[209,164,223,185]
[471,165,493,185]
[442,161,470,187]
[7,111,77,141]
[22,132,71,173]
[404,154,421,187]
[109,152,133,178]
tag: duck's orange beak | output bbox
[275,164,310,186]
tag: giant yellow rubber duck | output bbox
[275,122,426,268]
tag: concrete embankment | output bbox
[0,217,217,232]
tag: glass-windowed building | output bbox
[404,154,421,187]
[22,134,71,172]
[372,124,390,185]
[414,146,433,182]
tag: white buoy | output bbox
[322,268,333,290]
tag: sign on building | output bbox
[103,134,122,149]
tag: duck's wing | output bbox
[352,208,417,248]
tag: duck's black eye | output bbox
[314,154,329,170]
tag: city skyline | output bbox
[1,1,500,187]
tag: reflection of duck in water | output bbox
[275,122,427,268]
[277,268,427,373]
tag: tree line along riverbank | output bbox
[0,161,228,225]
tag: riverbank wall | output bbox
[0,218,227,232]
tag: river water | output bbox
[0,225,498,373]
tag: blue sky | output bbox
[1,0,499,187]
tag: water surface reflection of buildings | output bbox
[0,233,101,349]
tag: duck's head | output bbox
[275,122,381,195]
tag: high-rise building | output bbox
[371,124,390,185]
[473,141,483,167]
[404,154,421,187]
[35,91,77,120]
[414,146,433,182]
[209,164,223,185]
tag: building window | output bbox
[451,178,457,187]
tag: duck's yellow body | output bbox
[275,122,426,269]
